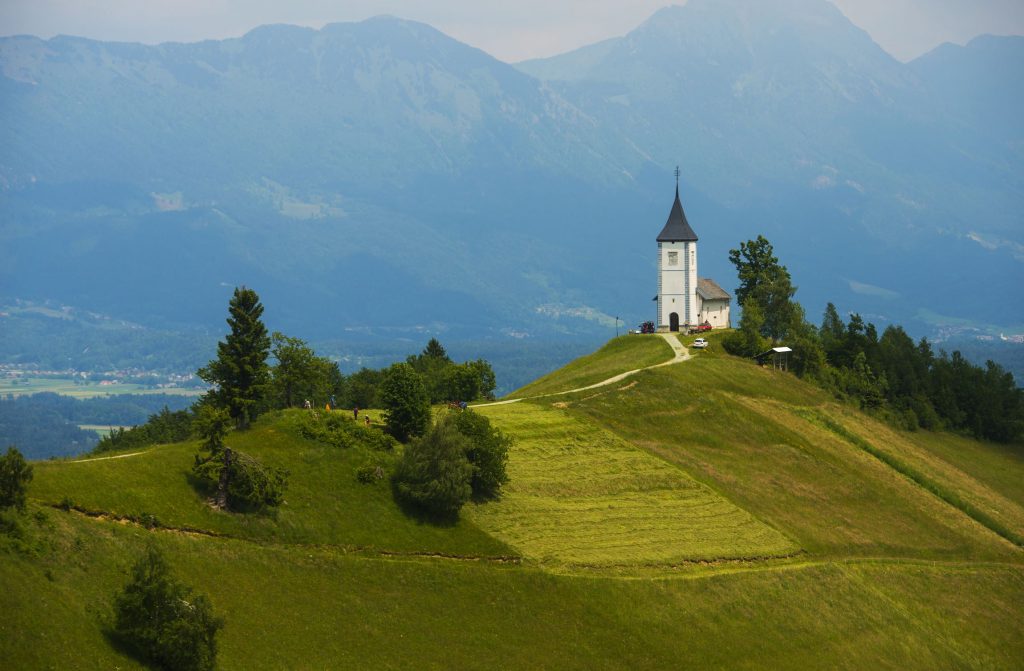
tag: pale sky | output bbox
[1,0,1022,63]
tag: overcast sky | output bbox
[2,0,1022,62]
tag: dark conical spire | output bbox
[656,183,699,243]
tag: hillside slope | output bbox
[2,335,1023,669]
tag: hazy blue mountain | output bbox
[517,0,1023,330]
[0,16,650,338]
[1,0,1021,370]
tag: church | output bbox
[654,180,731,332]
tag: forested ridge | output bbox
[723,236,1024,444]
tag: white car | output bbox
[691,338,708,349]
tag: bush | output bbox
[379,363,431,442]
[193,449,288,510]
[392,421,473,517]
[446,411,511,500]
[0,446,33,511]
[301,412,396,452]
[355,458,388,484]
[112,546,223,671]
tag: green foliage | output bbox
[93,407,194,454]
[300,411,397,452]
[728,235,798,340]
[198,287,271,430]
[355,457,388,484]
[192,404,231,454]
[406,340,498,403]
[721,240,1024,444]
[193,449,288,510]
[422,338,451,362]
[343,367,383,409]
[270,332,342,409]
[722,301,771,357]
[392,421,473,517]
[112,546,223,671]
[815,307,1024,443]
[0,446,33,511]
[379,363,431,442]
[446,410,511,500]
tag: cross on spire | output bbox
[674,165,680,188]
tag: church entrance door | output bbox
[669,313,679,332]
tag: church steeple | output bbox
[656,181,699,243]
[655,168,699,332]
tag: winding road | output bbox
[473,333,691,408]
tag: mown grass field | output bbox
[3,335,1024,669]
[508,334,671,398]
[470,402,796,568]
[567,352,1021,562]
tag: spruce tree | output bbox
[198,287,271,430]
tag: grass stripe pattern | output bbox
[471,401,798,567]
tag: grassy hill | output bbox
[3,333,1023,669]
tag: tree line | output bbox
[723,235,1023,444]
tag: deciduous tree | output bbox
[379,363,430,442]
[0,445,32,511]
[270,332,341,408]
[447,410,511,500]
[728,236,798,340]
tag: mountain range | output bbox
[1,0,1021,360]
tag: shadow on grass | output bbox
[102,628,152,671]
[390,480,461,528]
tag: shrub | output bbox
[356,459,387,484]
[446,411,511,500]
[112,546,223,671]
[193,450,288,510]
[301,412,396,452]
[0,446,33,511]
[392,421,473,517]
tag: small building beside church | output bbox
[654,182,731,332]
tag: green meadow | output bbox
[3,335,1023,669]
[508,334,671,398]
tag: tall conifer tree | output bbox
[199,287,271,429]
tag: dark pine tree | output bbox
[198,287,271,430]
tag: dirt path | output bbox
[63,450,151,463]
[474,333,691,408]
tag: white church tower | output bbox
[656,174,699,332]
